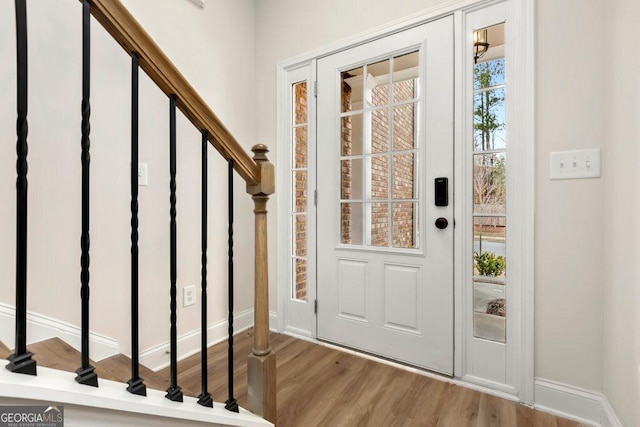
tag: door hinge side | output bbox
[314,81,318,98]
[314,299,318,314]
[314,189,318,206]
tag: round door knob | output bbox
[435,217,448,229]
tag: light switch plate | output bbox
[138,163,148,186]
[550,149,601,180]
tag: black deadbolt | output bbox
[435,217,448,229]
[434,177,449,206]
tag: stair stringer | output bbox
[0,361,272,427]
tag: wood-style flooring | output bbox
[1,332,585,426]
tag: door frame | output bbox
[276,0,534,404]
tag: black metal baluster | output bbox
[75,0,98,387]
[127,52,146,396]
[7,0,36,376]
[197,131,213,408]
[225,159,238,413]
[165,95,183,402]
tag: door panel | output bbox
[317,15,454,373]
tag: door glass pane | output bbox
[294,126,307,168]
[294,257,308,300]
[473,216,506,271]
[473,87,505,151]
[341,67,364,112]
[473,153,506,215]
[294,170,307,212]
[294,214,307,257]
[367,59,391,107]
[393,103,417,151]
[342,113,365,156]
[369,108,390,153]
[369,155,389,200]
[392,202,418,248]
[369,202,389,247]
[393,51,419,103]
[392,153,416,199]
[293,81,307,125]
[341,159,364,200]
[341,202,364,245]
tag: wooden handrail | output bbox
[88,0,260,186]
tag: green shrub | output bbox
[474,251,506,277]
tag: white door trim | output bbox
[276,0,534,404]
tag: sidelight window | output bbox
[472,23,507,343]
[291,81,308,301]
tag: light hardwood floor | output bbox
[2,333,584,426]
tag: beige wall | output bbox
[255,0,609,395]
[534,0,605,391]
[0,0,257,355]
[602,0,640,425]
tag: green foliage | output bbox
[474,251,506,277]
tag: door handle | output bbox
[435,217,448,229]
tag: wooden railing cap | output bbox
[251,144,270,162]
[247,144,274,197]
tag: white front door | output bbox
[316,15,454,374]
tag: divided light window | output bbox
[339,52,421,249]
[472,23,507,343]
[291,81,308,301]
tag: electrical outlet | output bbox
[183,285,196,307]
[138,163,148,186]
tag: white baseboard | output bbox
[601,395,623,427]
[139,308,254,372]
[269,311,278,332]
[534,378,626,427]
[0,302,118,362]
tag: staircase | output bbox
[1,338,170,390]
[0,335,270,426]
[2,0,276,425]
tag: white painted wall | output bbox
[255,0,607,395]
[535,0,605,392]
[602,0,640,425]
[0,0,257,358]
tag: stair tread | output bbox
[23,338,118,381]
[98,353,180,393]
[7,338,195,395]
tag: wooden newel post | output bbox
[246,144,276,423]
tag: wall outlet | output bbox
[138,163,148,186]
[183,285,196,307]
